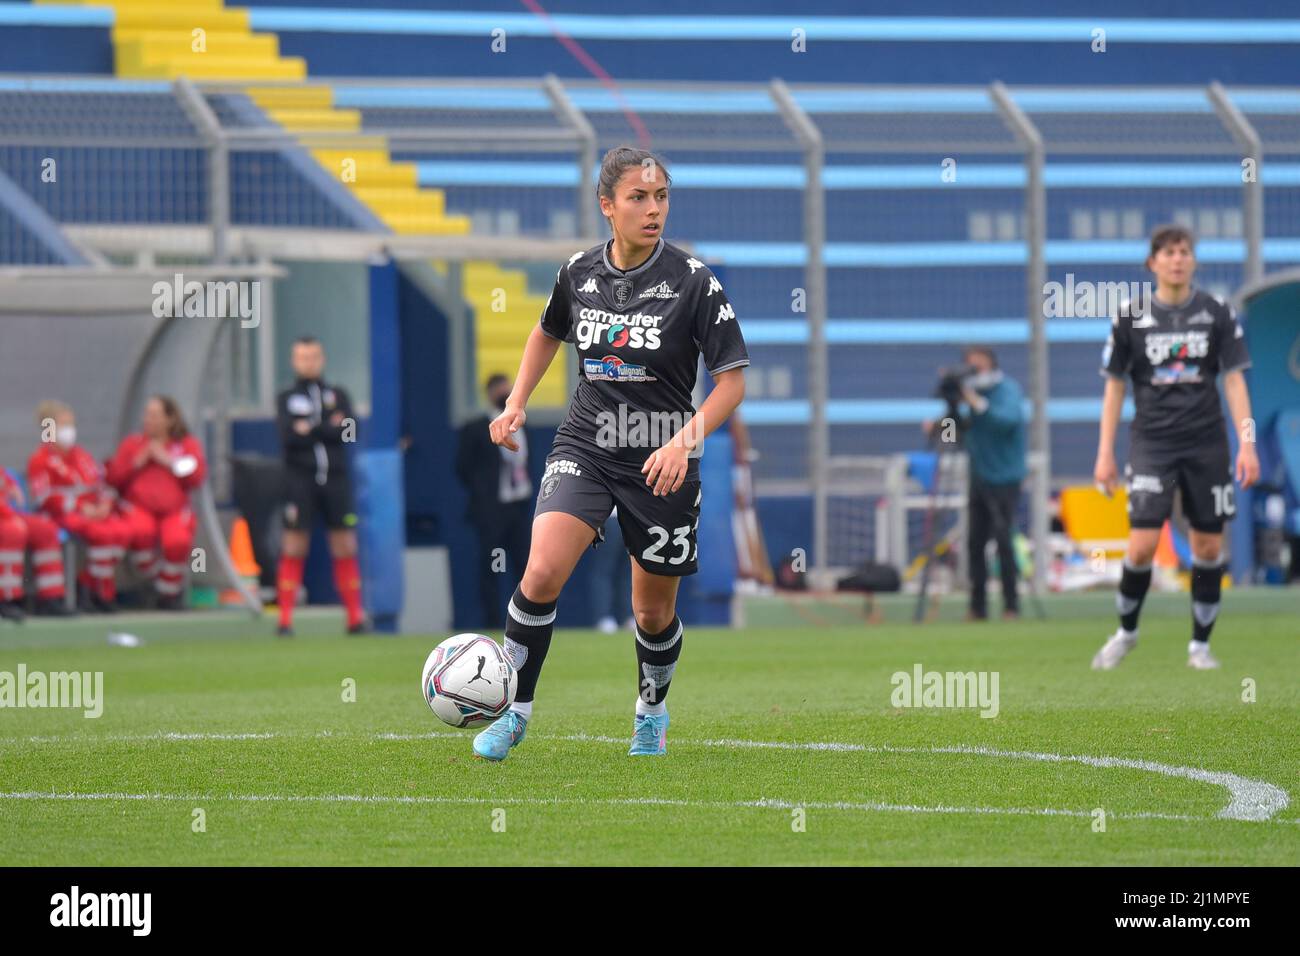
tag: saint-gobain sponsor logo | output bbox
[50,886,151,936]
[0,664,102,718]
[638,281,679,299]
[152,273,260,328]
[890,664,1000,718]
[595,406,693,449]
[1042,275,1152,318]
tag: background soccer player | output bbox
[1092,225,1259,670]
[472,146,749,761]
[274,336,364,636]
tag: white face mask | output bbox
[966,369,1004,392]
[56,424,77,447]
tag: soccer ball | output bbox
[421,634,517,728]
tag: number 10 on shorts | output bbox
[1211,483,1235,517]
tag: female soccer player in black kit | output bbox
[473,147,749,760]
[1092,225,1258,671]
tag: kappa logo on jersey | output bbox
[715,302,736,325]
[706,276,722,296]
[1145,330,1209,366]
[685,257,705,274]
[584,355,656,383]
[567,250,584,267]
[579,278,598,294]
[638,280,679,300]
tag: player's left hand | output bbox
[1236,443,1260,490]
[642,442,689,497]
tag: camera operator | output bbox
[923,345,1027,621]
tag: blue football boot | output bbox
[628,711,669,756]
[472,711,528,762]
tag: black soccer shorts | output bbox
[534,443,702,576]
[282,468,357,531]
[1125,431,1235,534]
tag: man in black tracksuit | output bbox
[274,336,364,636]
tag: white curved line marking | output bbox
[2,730,1290,823]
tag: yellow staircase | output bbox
[42,0,569,406]
[41,0,305,80]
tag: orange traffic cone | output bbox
[220,517,260,606]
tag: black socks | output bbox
[1117,560,1153,633]
[1190,558,1223,644]
[635,615,683,706]
[503,585,557,703]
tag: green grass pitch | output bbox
[1,595,1297,866]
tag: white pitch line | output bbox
[0,789,1229,824]
[1,729,1291,824]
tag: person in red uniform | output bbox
[0,466,70,621]
[107,395,206,610]
[27,400,130,612]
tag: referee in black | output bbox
[273,336,365,636]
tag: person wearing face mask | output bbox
[925,346,1027,621]
[107,395,207,611]
[957,346,1027,621]
[455,373,533,630]
[27,400,132,612]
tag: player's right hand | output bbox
[1093,453,1119,497]
[490,404,526,451]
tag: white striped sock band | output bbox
[508,599,555,628]
[636,620,683,652]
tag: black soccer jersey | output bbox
[1100,288,1250,444]
[539,237,750,467]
